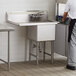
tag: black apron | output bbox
[68,19,76,42]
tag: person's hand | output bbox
[62,12,68,23]
[62,18,65,23]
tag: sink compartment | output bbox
[27,24,56,41]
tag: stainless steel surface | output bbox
[29,40,54,64]
[23,20,53,23]
[36,42,39,65]
[0,26,14,71]
[44,52,51,56]
[29,41,40,64]
[0,59,8,64]
[43,42,46,61]
[8,31,10,71]
[29,40,32,62]
[65,25,68,64]
[29,10,48,22]
[51,41,54,64]
[43,41,54,64]
[0,31,10,71]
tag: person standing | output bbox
[62,0,76,70]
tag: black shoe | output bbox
[66,65,76,70]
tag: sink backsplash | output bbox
[29,12,48,22]
[6,10,48,23]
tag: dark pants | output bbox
[68,19,76,42]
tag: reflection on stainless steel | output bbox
[28,10,48,22]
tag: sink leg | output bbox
[36,42,39,65]
[51,41,54,64]
[8,31,10,71]
[43,41,46,61]
[29,40,32,62]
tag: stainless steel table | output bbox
[0,25,14,71]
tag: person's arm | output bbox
[62,0,70,22]
[62,12,68,22]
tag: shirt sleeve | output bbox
[64,0,70,12]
